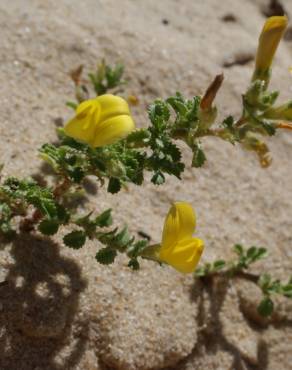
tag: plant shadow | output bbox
[0,233,88,370]
[172,277,271,370]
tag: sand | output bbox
[0,0,292,369]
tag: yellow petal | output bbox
[93,114,135,147]
[75,99,99,119]
[97,94,130,122]
[159,238,204,274]
[252,16,288,83]
[162,202,196,248]
[64,100,100,146]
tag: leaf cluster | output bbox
[88,60,125,96]
[0,177,69,236]
[63,208,148,269]
[195,244,268,277]
[257,274,292,316]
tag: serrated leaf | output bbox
[96,248,117,264]
[107,177,121,194]
[151,172,165,185]
[115,227,131,247]
[126,129,150,145]
[192,144,206,168]
[38,219,59,235]
[128,258,140,270]
[63,230,86,249]
[95,209,113,227]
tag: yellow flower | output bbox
[64,94,135,147]
[252,16,288,84]
[158,202,204,273]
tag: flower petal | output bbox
[97,94,131,122]
[93,114,135,147]
[159,237,204,274]
[252,16,287,83]
[64,99,100,146]
[162,202,196,248]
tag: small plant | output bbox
[195,244,292,316]
[0,16,291,317]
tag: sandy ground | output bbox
[0,0,292,369]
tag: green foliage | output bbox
[195,259,226,277]
[0,203,15,239]
[232,244,268,270]
[257,297,274,317]
[63,230,86,249]
[88,60,125,95]
[195,244,291,317]
[0,177,57,218]
[0,177,69,236]
[1,52,292,325]
[94,226,149,268]
[96,247,117,264]
[74,209,113,238]
[38,219,59,235]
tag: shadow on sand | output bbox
[0,233,88,370]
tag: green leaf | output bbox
[148,100,170,127]
[262,121,276,136]
[233,244,244,256]
[222,116,234,129]
[68,167,85,183]
[114,227,131,248]
[95,209,113,227]
[195,266,207,277]
[247,246,258,260]
[128,258,140,270]
[255,247,268,260]
[66,101,78,110]
[38,219,59,235]
[63,230,86,249]
[192,144,206,168]
[258,273,272,292]
[56,204,70,224]
[213,260,226,271]
[1,177,58,219]
[151,171,165,185]
[281,284,292,298]
[126,129,151,146]
[257,297,274,317]
[107,177,121,194]
[96,248,117,264]
[127,239,148,258]
[0,203,16,239]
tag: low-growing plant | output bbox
[0,16,291,317]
